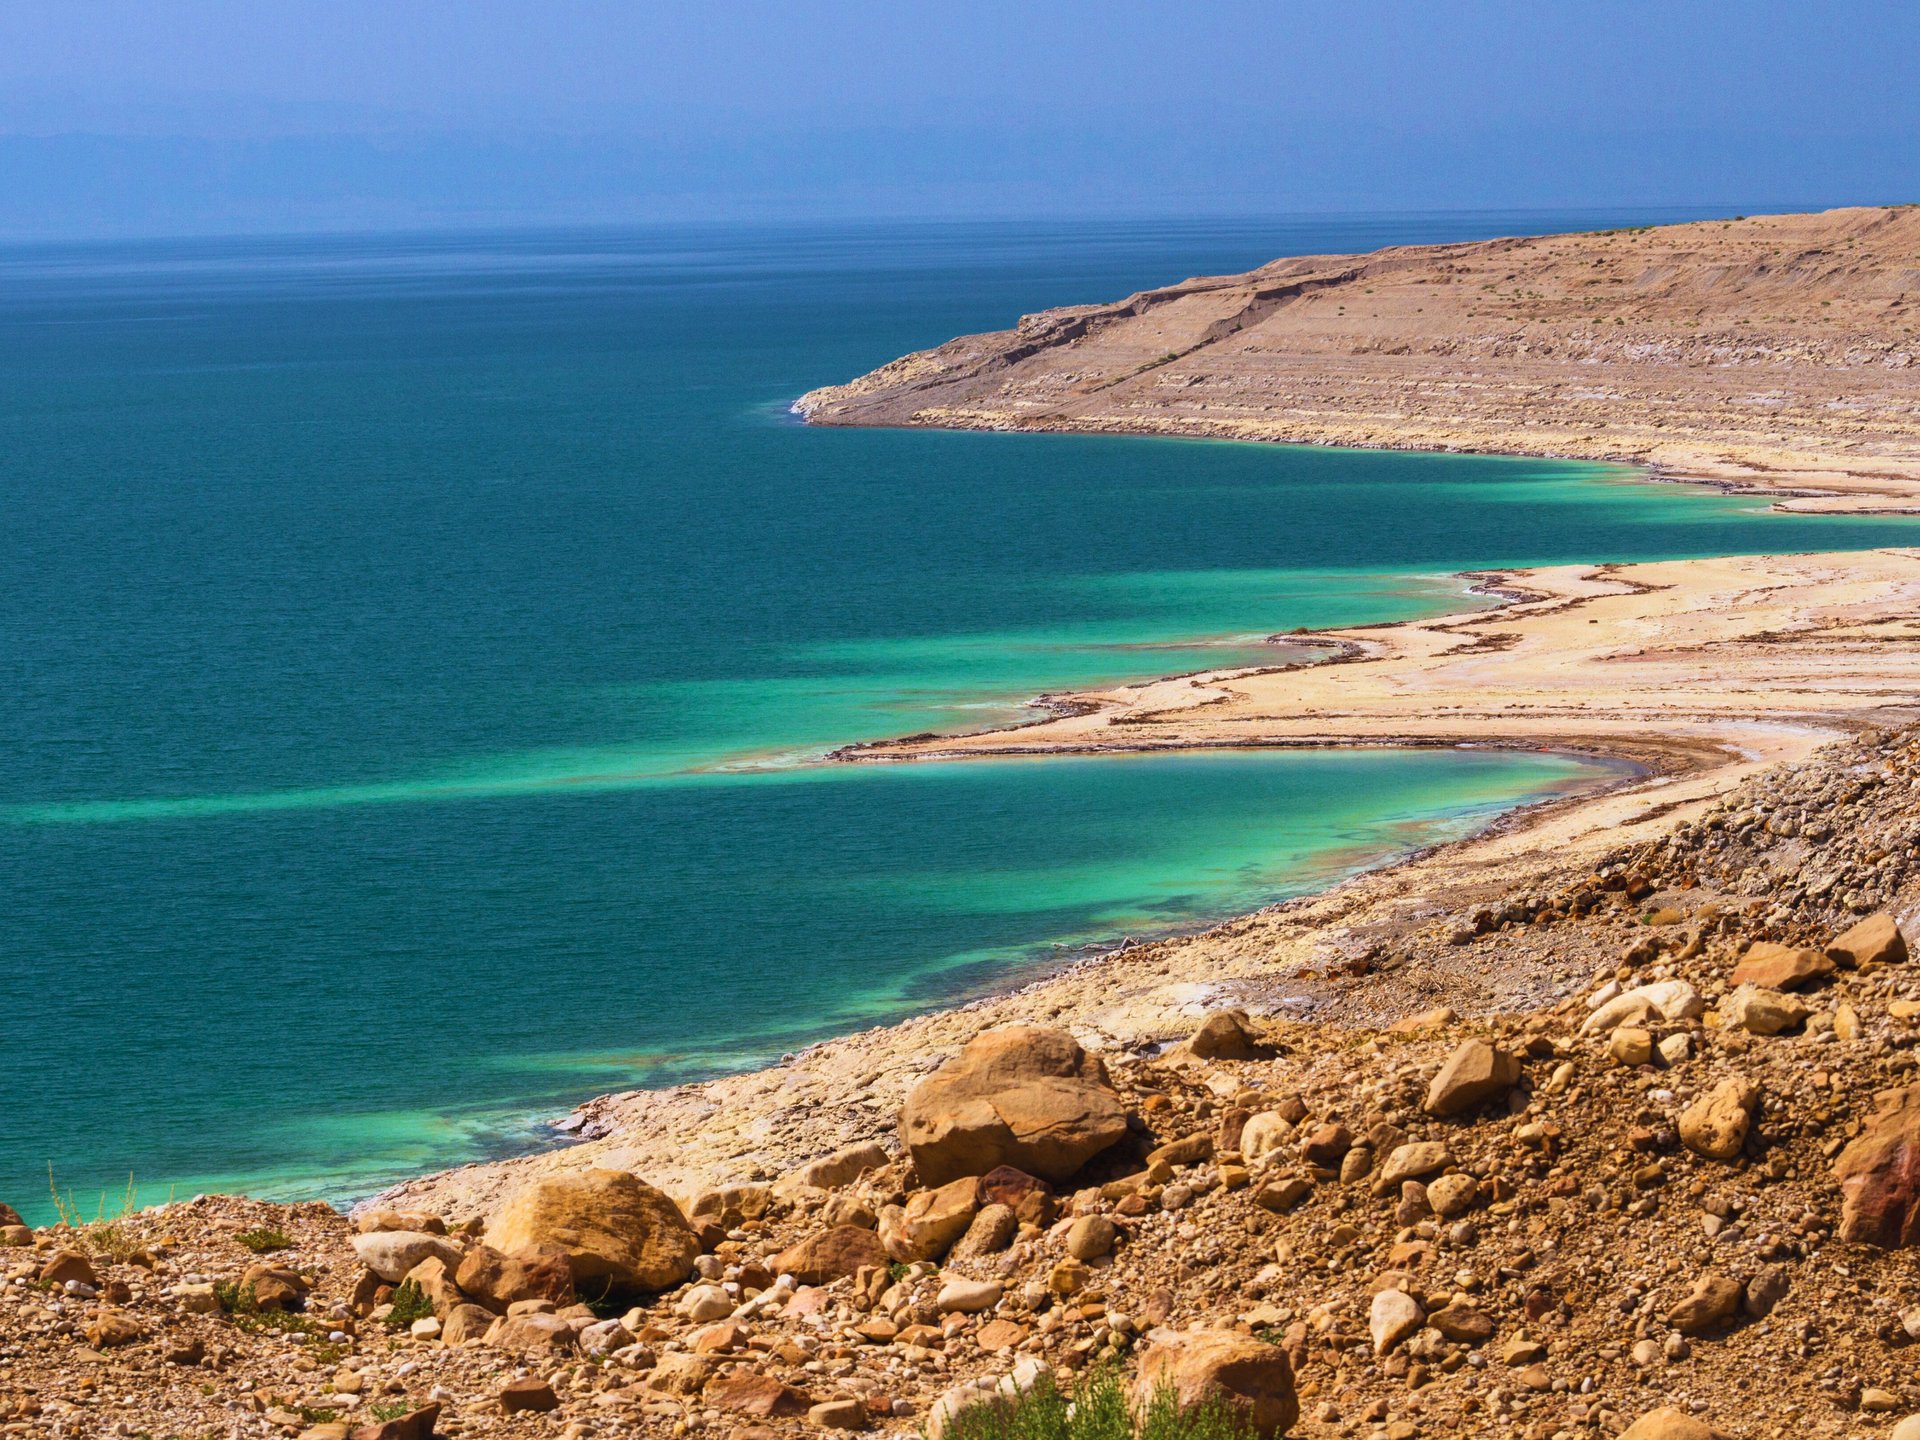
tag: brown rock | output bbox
[1678,1076,1760,1161]
[349,1403,439,1440]
[1424,1038,1522,1117]
[1721,985,1809,1035]
[1147,1132,1214,1169]
[241,1262,310,1312]
[1619,1407,1732,1440]
[946,1203,1018,1268]
[705,1370,813,1418]
[1182,1009,1270,1060]
[454,1242,574,1311]
[1731,941,1835,991]
[39,1250,99,1287]
[685,1183,774,1231]
[355,1209,445,1235]
[1066,1214,1118,1260]
[1666,1272,1744,1334]
[1428,1303,1494,1345]
[1300,1123,1352,1166]
[809,1398,868,1430]
[1134,1330,1298,1439]
[773,1225,889,1283]
[482,1312,577,1353]
[649,1352,718,1395]
[83,1309,144,1348]
[499,1378,560,1413]
[899,1025,1128,1186]
[879,1176,980,1262]
[1836,1086,1920,1246]
[442,1303,496,1345]
[1829,912,1908,968]
[487,1167,697,1295]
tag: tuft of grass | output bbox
[235,1228,292,1254]
[383,1279,435,1330]
[46,1166,151,1262]
[938,1369,1255,1440]
[368,1400,415,1422]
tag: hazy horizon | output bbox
[2,0,1915,240]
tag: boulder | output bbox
[442,1303,496,1345]
[1829,912,1908,968]
[1619,1408,1732,1440]
[241,1262,310,1312]
[1677,1076,1758,1161]
[1299,1123,1352,1166]
[1730,942,1834,991]
[0,1203,23,1227]
[487,1168,697,1294]
[1372,1141,1452,1195]
[1134,1330,1298,1439]
[454,1242,574,1310]
[900,1025,1128,1186]
[1609,1026,1655,1067]
[705,1370,813,1418]
[878,1176,980,1263]
[684,1183,773,1231]
[772,1225,889,1284]
[39,1250,99,1287]
[936,1277,1002,1314]
[354,1209,445,1235]
[1424,1038,1522,1117]
[1666,1272,1743,1334]
[482,1312,577,1353]
[1065,1215,1118,1261]
[1369,1289,1425,1354]
[1721,985,1809,1035]
[1836,1085,1920,1246]
[499,1378,560,1414]
[780,1141,891,1194]
[1581,980,1703,1034]
[1239,1111,1295,1162]
[349,1403,439,1440]
[1426,1173,1479,1218]
[350,1231,461,1284]
[83,1308,145,1348]
[1181,1009,1270,1060]
[946,1203,1018,1268]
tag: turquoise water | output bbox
[4,215,1916,1220]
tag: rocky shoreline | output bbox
[17,717,1920,1438]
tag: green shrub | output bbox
[937,1369,1254,1440]
[235,1228,291,1254]
[384,1279,435,1330]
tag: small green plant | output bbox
[235,1228,292,1254]
[368,1400,415,1422]
[937,1369,1255,1440]
[887,1260,913,1284]
[214,1280,260,1315]
[384,1279,435,1330]
[46,1165,150,1261]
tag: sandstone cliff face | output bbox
[798,206,1920,509]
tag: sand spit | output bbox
[797,206,1920,513]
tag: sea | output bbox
[4,212,1913,1220]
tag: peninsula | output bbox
[799,206,1920,513]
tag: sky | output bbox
[1,0,1916,237]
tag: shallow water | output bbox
[4,215,1916,1218]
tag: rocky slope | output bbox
[796,207,1920,512]
[15,725,1920,1438]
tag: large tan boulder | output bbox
[1829,912,1908,968]
[1424,1038,1521,1117]
[1836,1085,1920,1246]
[1134,1330,1298,1439]
[779,1141,891,1194]
[1620,1407,1732,1439]
[1678,1076,1760,1161]
[487,1169,697,1295]
[900,1026,1128,1186]
[454,1243,574,1311]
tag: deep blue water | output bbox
[3,214,1914,1219]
